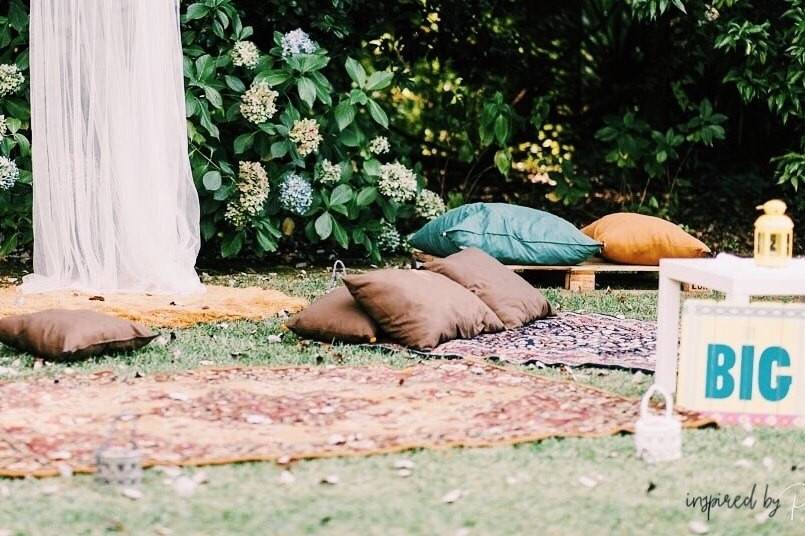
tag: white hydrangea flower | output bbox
[378,162,418,203]
[0,157,20,190]
[415,189,446,220]
[225,161,270,229]
[279,173,314,215]
[0,115,7,139]
[376,222,402,254]
[231,41,260,69]
[369,136,390,155]
[0,64,24,97]
[705,5,720,22]
[315,159,342,185]
[281,29,317,57]
[289,118,323,157]
[240,82,279,124]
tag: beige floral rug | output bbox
[0,362,714,477]
[0,285,307,328]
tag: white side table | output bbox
[656,256,805,393]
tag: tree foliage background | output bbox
[1,0,803,261]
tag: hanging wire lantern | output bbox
[95,413,142,488]
[754,199,793,267]
[634,385,682,463]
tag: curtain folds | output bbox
[24,0,202,294]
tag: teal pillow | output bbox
[410,203,600,265]
[408,203,486,257]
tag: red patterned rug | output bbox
[0,362,711,477]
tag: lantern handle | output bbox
[640,384,674,419]
[328,260,347,291]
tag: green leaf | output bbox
[297,77,317,109]
[195,55,216,82]
[0,233,18,259]
[367,100,389,129]
[334,101,356,130]
[256,227,278,252]
[234,133,255,154]
[184,3,211,21]
[345,57,367,87]
[259,69,292,87]
[12,134,30,157]
[365,71,394,91]
[204,87,223,109]
[494,115,510,145]
[221,232,244,258]
[494,150,511,176]
[224,75,246,93]
[271,141,289,159]
[356,186,378,206]
[330,184,354,206]
[339,125,364,147]
[363,159,381,177]
[331,218,349,249]
[202,171,222,191]
[8,1,27,31]
[315,212,334,239]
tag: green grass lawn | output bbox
[1,266,804,535]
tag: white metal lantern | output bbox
[95,414,142,487]
[635,384,682,463]
[754,199,793,267]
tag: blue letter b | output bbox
[706,344,735,399]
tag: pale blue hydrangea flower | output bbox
[0,157,20,190]
[279,173,314,215]
[281,29,317,57]
[376,222,402,253]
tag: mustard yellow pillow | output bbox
[581,213,710,265]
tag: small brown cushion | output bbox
[424,247,552,329]
[286,287,382,344]
[581,212,710,265]
[343,269,504,350]
[0,309,157,361]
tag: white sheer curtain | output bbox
[24,0,203,294]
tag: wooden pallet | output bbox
[411,250,705,292]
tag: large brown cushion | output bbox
[581,212,710,265]
[343,269,504,350]
[286,287,382,344]
[0,309,157,361]
[424,247,551,329]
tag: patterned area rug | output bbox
[416,312,657,371]
[0,285,307,328]
[0,362,709,477]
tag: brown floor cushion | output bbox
[286,287,382,344]
[343,269,504,350]
[423,247,552,329]
[0,309,157,361]
[581,212,710,265]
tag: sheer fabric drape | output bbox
[24,0,203,294]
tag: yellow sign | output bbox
[678,300,805,426]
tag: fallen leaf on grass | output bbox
[578,476,598,489]
[278,470,296,485]
[121,487,142,501]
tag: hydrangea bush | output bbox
[182,1,447,260]
[0,0,447,262]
